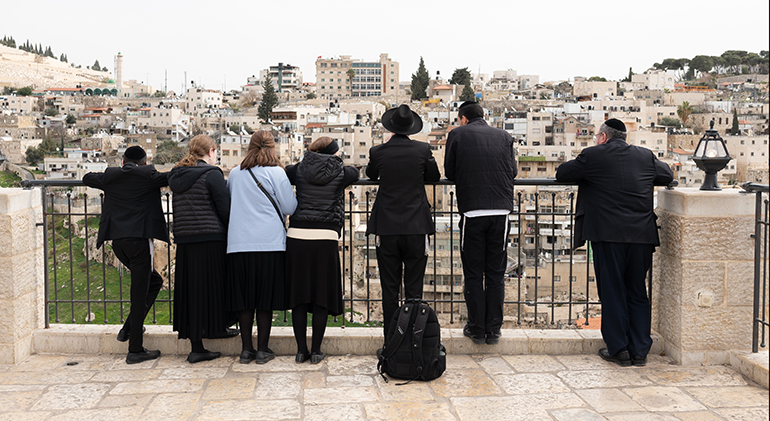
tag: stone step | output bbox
[33,324,664,357]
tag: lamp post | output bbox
[692,119,731,191]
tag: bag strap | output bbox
[411,304,430,372]
[382,302,414,359]
[247,168,285,230]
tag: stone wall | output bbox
[0,188,44,364]
[654,188,757,365]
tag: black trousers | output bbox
[376,234,427,336]
[592,242,653,358]
[460,215,509,336]
[112,238,163,353]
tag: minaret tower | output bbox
[114,52,124,97]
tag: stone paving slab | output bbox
[0,352,766,420]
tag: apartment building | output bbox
[315,54,399,99]
[254,63,303,92]
[132,106,190,141]
[632,70,677,91]
[219,132,250,170]
[0,134,41,164]
[5,96,36,114]
[309,122,373,167]
[573,81,617,99]
[185,87,223,116]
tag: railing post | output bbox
[0,188,45,364]
[655,187,757,365]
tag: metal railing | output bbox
[23,178,625,330]
[743,182,769,353]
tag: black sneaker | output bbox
[486,331,501,345]
[598,348,632,367]
[126,348,160,364]
[463,324,486,345]
[631,355,647,366]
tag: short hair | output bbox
[599,123,627,141]
[458,101,484,120]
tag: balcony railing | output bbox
[743,182,769,353]
[22,178,645,331]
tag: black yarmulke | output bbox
[124,146,147,160]
[604,118,626,132]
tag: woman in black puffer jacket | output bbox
[285,136,359,364]
[168,135,230,364]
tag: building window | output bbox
[570,276,577,283]
[554,275,561,283]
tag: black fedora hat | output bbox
[381,104,423,135]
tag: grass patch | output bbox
[0,170,22,188]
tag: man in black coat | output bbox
[366,104,440,338]
[445,101,517,345]
[556,119,673,367]
[83,146,169,364]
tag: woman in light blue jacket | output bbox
[226,130,297,364]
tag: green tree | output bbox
[621,67,633,82]
[44,107,58,117]
[92,60,101,71]
[410,57,430,101]
[154,140,187,165]
[731,109,740,135]
[153,91,166,98]
[65,114,76,125]
[25,147,45,165]
[587,76,607,81]
[16,86,33,96]
[689,55,714,76]
[39,137,58,153]
[677,101,693,127]
[346,68,355,96]
[658,116,682,128]
[459,84,476,102]
[2,87,15,95]
[258,75,278,123]
[449,67,472,87]
[306,92,316,100]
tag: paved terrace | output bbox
[1,331,768,421]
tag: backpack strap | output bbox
[411,304,430,373]
[382,302,414,359]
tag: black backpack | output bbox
[377,299,446,384]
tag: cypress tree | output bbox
[731,108,740,135]
[258,75,278,123]
[410,57,430,101]
[460,84,476,102]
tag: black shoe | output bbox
[599,348,632,367]
[295,352,311,363]
[187,351,221,364]
[205,328,240,339]
[126,348,160,364]
[255,349,275,364]
[463,324,486,345]
[116,326,146,342]
[239,349,257,364]
[486,331,501,345]
[631,355,647,366]
[310,352,326,364]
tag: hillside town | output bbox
[2,42,768,326]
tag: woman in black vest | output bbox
[168,135,230,363]
[286,137,359,363]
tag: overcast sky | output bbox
[3,0,768,93]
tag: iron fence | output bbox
[743,182,769,353]
[23,178,623,330]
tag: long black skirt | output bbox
[286,238,344,316]
[173,241,228,341]
[226,251,287,312]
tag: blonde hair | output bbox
[239,130,284,170]
[175,135,216,167]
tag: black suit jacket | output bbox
[555,138,673,248]
[83,162,170,248]
[365,134,440,235]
